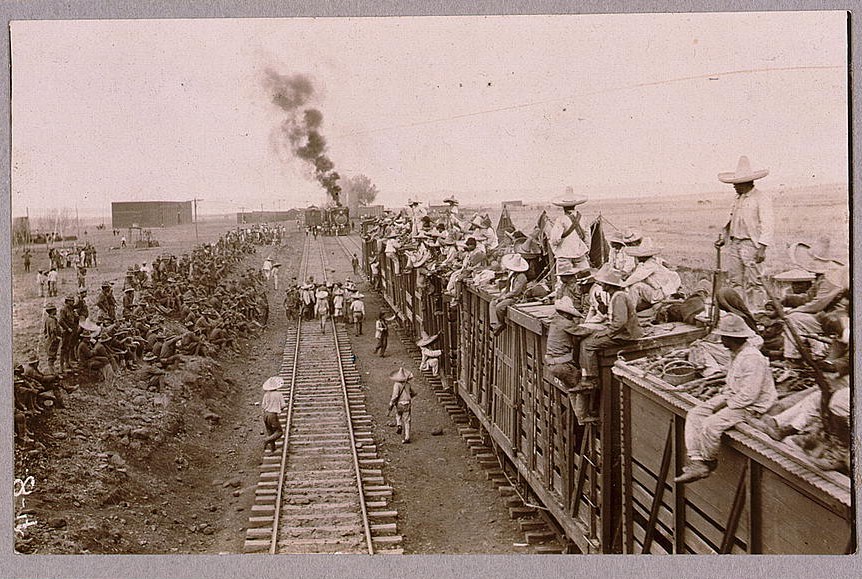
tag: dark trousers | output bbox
[263,412,283,451]
[580,334,630,377]
[374,332,388,356]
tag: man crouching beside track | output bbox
[675,314,777,483]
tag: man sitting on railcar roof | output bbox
[675,314,777,484]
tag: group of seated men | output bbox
[16,225,276,444]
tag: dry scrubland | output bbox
[490,183,850,272]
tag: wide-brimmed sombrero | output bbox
[501,254,529,272]
[791,236,845,274]
[554,296,580,316]
[592,265,626,287]
[713,313,756,338]
[262,376,284,391]
[416,333,439,347]
[718,155,769,184]
[607,229,643,245]
[552,198,588,208]
[389,367,414,382]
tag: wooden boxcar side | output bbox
[613,361,853,554]
[360,236,850,554]
[456,285,705,553]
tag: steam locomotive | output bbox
[304,205,350,236]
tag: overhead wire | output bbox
[334,65,842,138]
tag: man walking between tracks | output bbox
[388,367,416,444]
[261,376,285,453]
[715,155,774,308]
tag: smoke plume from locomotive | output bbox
[263,69,342,205]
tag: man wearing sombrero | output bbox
[781,236,849,367]
[675,314,777,484]
[547,194,590,282]
[715,155,775,308]
[388,367,416,444]
[488,254,530,336]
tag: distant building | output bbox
[502,200,523,208]
[357,205,385,220]
[237,209,301,224]
[112,201,193,229]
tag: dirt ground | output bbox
[12,224,529,555]
[319,236,529,554]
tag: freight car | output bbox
[360,236,853,554]
[304,206,322,228]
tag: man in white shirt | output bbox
[350,293,366,336]
[715,156,774,308]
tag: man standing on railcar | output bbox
[547,196,590,284]
[714,155,774,308]
[674,314,777,483]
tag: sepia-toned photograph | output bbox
[8,8,852,563]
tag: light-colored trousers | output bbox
[725,238,763,308]
[684,394,751,462]
[783,312,828,359]
[395,405,412,441]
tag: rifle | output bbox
[754,264,837,436]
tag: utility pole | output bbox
[192,198,203,242]
[76,205,80,239]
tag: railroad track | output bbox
[243,235,401,554]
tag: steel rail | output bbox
[268,234,310,554]
[316,237,375,555]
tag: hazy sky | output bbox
[11,12,848,217]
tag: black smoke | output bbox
[263,69,342,205]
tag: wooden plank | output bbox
[758,468,850,554]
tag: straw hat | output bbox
[514,237,542,257]
[554,296,580,316]
[389,367,414,382]
[592,266,626,287]
[262,376,284,391]
[772,268,816,283]
[713,313,756,338]
[552,198,588,208]
[627,239,662,258]
[556,260,591,278]
[791,236,845,274]
[501,254,529,272]
[416,332,439,347]
[45,304,57,312]
[142,352,158,363]
[607,229,642,245]
[315,289,329,299]
[353,293,365,299]
[718,155,769,184]
[692,279,713,296]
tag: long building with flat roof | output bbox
[111,201,193,229]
